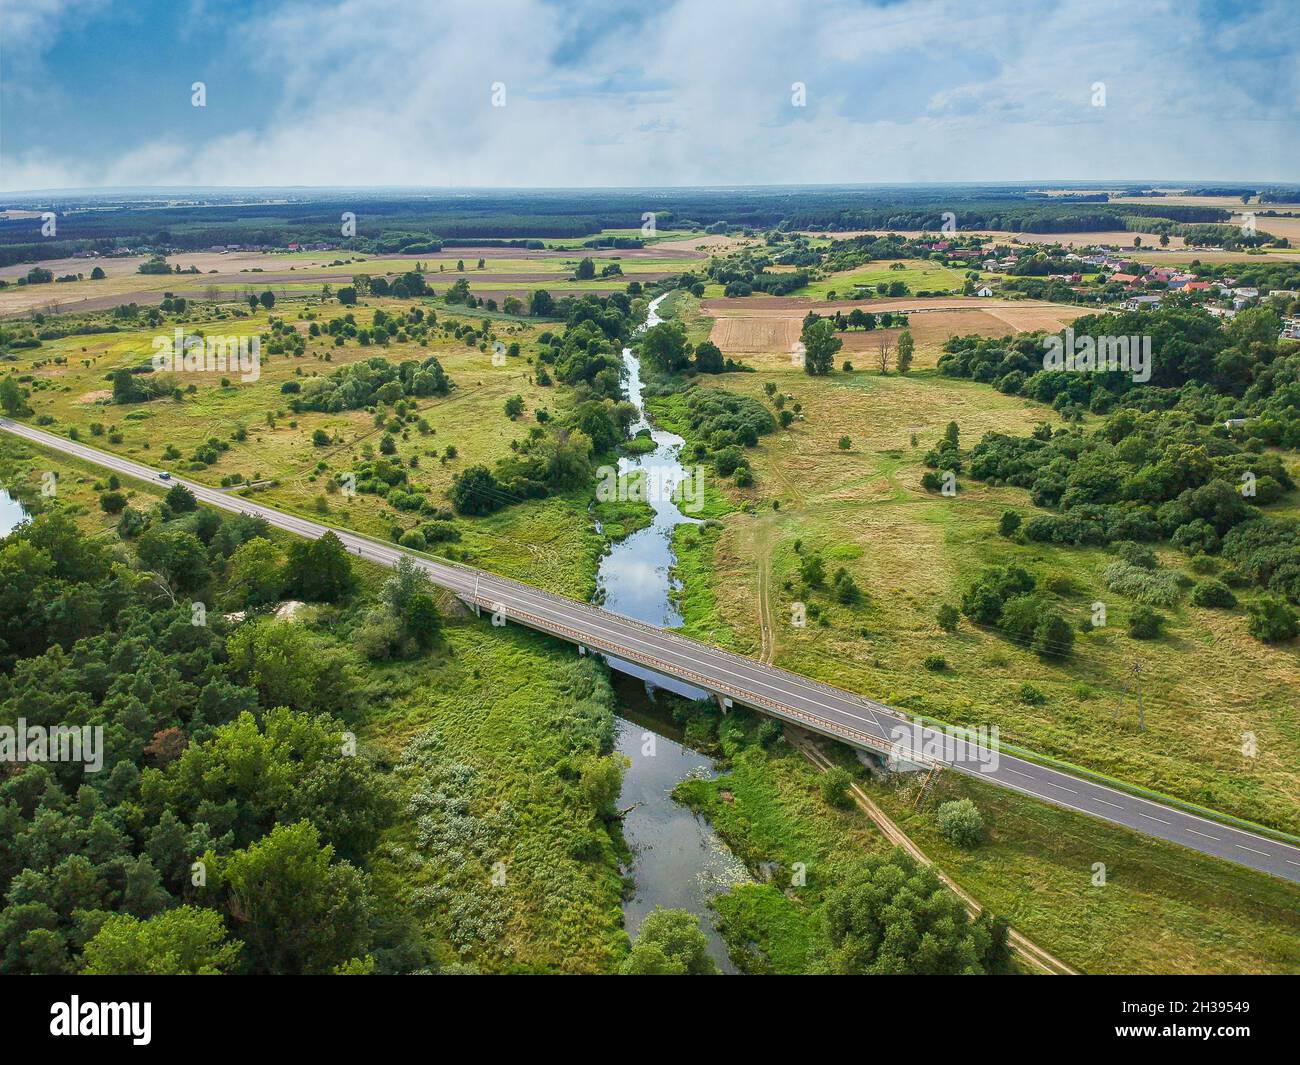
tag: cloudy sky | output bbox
[2,0,1297,192]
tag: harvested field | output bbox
[710,305,1080,369]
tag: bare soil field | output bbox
[710,305,1079,369]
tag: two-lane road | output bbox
[4,417,1299,884]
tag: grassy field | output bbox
[1,293,641,596]
[676,707,1300,974]
[793,258,971,299]
[650,296,1300,836]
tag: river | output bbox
[597,294,750,973]
[0,488,30,538]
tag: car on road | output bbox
[159,472,171,480]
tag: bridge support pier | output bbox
[715,693,733,715]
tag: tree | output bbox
[259,290,276,310]
[575,257,596,280]
[225,537,284,608]
[998,510,1021,537]
[876,334,893,374]
[337,286,357,305]
[838,435,851,450]
[202,821,372,974]
[896,330,914,374]
[165,483,197,512]
[809,849,996,974]
[227,617,357,716]
[936,603,959,632]
[0,376,27,415]
[81,906,242,975]
[620,908,716,975]
[136,527,211,594]
[90,266,106,280]
[529,289,554,317]
[1032,611,1075,659]
[799,552,825,588]
[802,318,841,375]
[284,531,355,602]
[694,340,725,373]
[936,799,984,847]
[640,321,691,374]
[450,464,504,516]
[504,395,525,419]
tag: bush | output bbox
[1246,595,1298,643]
[1127,606,1165,639]
[936,799,984,848]
[1017,683,1046,705]
[1103,561,1182,606]
[998,510,1021,537]
[820,766,853,807]
[1191,579,1236,609]
[936,604,959,632]
[921,654,947,672]
[99,491,127,514]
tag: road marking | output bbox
[7,418,1300,885]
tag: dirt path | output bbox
[788,730,1079,976]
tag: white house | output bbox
[976,286,994,297]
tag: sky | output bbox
[1,0,1298,193]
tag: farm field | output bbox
[651,296,1300,836]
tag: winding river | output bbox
[596,294,749,973]
[0,488,29,539]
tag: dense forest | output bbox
[3,184,1281,266]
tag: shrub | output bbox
[936,604,959,632]
[1103,561,1182,606]
[1191,580,1236,609]
[1246,595,1298,643]
[936,799,984,848]
[921,654,947,672]
[99,491,127,514]
[998,510,1021,537]
[820,767,853,807]
[1127,606,1165,639]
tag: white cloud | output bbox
[3,0,1297,191]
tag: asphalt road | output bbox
[5,417,1299,885]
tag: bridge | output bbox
[4,417,1299,884]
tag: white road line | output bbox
[6,418,1300,884]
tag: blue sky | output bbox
[2,0,1297,191]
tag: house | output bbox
[1109,272,1141,286]
[1124,294,1163,311]
[1281,316,1300,340]
[976,286,994,297]
[1183,281,1212,293]
[1234,287,1259,299]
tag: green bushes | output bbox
[1103,561,1183,606]
[960,565,1074,659]
[1246,595,1298,643]
[1127,606,1165,639]
[1191,579,1237,609]
[936,799,984,848]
